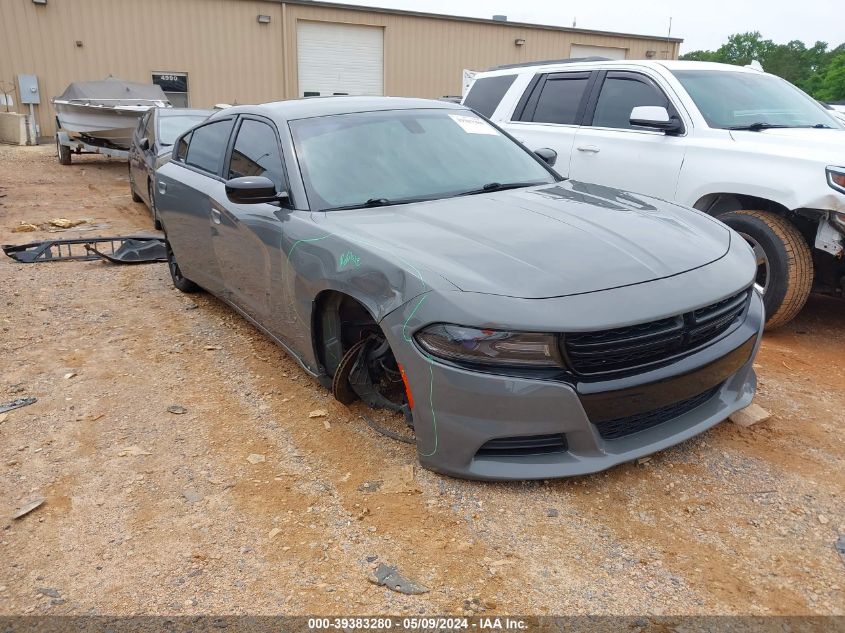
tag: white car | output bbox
[464,60,845,327]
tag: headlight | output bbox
[827,166,845,194]
[415,324,562,367]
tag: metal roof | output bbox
[251,0,684,43]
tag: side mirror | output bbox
[629,106,683,134]
[534,147,558,167]
[139,138,150,151]
[225,176,289,205]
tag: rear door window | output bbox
[590,72,671,130]
[185,119,235,175]
[227,119,286,191]
[521,72,591,125]
[463,75,516,118]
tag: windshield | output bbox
[158,115,209,146]
[289,108,557,211]
[672,70,841,130]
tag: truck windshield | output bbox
[289,108,557,211]
[672,70,841,130]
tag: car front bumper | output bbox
[382,285,764,481]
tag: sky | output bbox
[332,0,843,53]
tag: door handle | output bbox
[576,145,601,153]
[211,207,222,225]
[157,181,167,194]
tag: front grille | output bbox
[595,385,721,440]
[564,288,751,376]
[476,433,568,457]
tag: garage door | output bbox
[297,21,384,97]
[570,44,627,60]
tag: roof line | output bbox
[256,0,684,43]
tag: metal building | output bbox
[0,0,682,137]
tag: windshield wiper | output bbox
[323,197,436,212]
[456,181,547,197]
[726,122,790,131]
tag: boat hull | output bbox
[53,101,161,149]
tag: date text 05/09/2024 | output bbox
[307,617,529,631]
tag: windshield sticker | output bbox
[447,114,499,135]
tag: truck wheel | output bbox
[718,210,813,329]
[165,240,200,294]
[57,139,71,165]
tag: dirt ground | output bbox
[0,144,843,616]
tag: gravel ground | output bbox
[0,145,843,616]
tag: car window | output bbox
[175,132,191,162]
[227,119,285,191]
[158,115,209,146]
[289,108,556,211]
[591,74,670,130]
[185,119,234,175]
[463,75,516,118]
[530,74,590,125]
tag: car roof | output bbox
[476,59,763,77]
[209,96,464,122]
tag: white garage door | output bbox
[570,44,627,60]
[297,21,384,97]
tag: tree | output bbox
[816,50,845,101]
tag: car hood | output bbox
[729,127,845,163]
[317,181,731,299]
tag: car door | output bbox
[212,116,289,326]
[498,71,594,178]
[569,70,688,201]
[158,117,235,295]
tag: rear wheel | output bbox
[57,139,71,165]
[148,180,162,229]
[718,210,813,329]
[165,240,200,293]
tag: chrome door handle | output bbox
[211,208,222,225]
[157,181,167,194]
[576,145,601,153]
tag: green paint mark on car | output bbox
[338,251,361,269]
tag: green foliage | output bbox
[679,33,845,102]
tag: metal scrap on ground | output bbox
[367,563,429,595]
[2,236,165,264]
[0,397,37,414]
[12,498,45,520]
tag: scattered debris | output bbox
[182,489,203,503]
[167,405,188,415]
[185,303,199,311]
[730,403,771,428]
[268,527,282,540]
[358,480,383,493]
[12,497,45,520]
[367,563,428,595]
[546,508,559,518]
[835,535,845,563]
[63,372,77,380]
[246,453,266,464]
[381,464,421,494]
[0,413,7,424]
[0,397,37,415]
[36,587,61,599]
[818,515,829,525]
[3,236,166,264]
[308,409,328,418]
[204,345,221,351]
[322,420,331,430]
[11,223,38,233]
[49,218,86,229]
[637,456,652,465]
[118,446,152,457]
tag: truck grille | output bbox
[563,289,751,377]
[595,385,721,440]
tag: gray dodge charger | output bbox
[155,96,764,480]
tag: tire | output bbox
[129,165,142,202]
[57,139,71,165]
[718,210,813,329]
[165,240,200,294]
[148,180,162,229]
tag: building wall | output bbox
[0,0,680,137]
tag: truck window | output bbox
[591,73,670,130]
[528,74,590,125]
[463,75,516,118]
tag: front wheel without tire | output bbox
[718,210,813,329]
[166,241,200,293]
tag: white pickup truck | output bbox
[463,59,845,327]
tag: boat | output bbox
[52,78,170,150]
